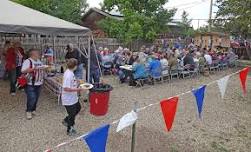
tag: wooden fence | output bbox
[0,34,122,63]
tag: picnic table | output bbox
[44,74,63,104]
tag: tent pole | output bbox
[87,35,91,83]
[77,36,80,49]
[52,36,55,63]
[91,35,103,78]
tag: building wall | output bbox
[194,34,230,49]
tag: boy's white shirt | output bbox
[62,69,78,106]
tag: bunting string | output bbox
[137,69,241,112]
[44,68,249,152]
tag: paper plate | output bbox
[80,83,93,90]
[37,65,49,69]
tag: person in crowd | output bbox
[61,58,86,136]
[14,41,25,79]
[160,54,168,69]
[1,40,11,80]
[101,49,114,74]
[102,50,113,64]
[168,52,178,70]
[44,45,54,65]
[183,51,195,69]
[65,43,85,79]
[114,50,126,69]
[5,42,17,95]
[5,41,25,94]
[125,51,135,65]
[174,48,180,58]
[193,51,200,63]
[129,58,148,86]
[21,49,46,120]
[149,54,162,79]
[227,49,236,60]
[87,41,102,84]
[204,51,213,65]
[218,52,227,65]
[138,48,147,63]
[198,52,206,70]
[145,47,151,55]
[98,47,104,56]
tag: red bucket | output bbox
[89,84,112,116]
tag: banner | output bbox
[83,124,110,152]
[160,97,179,131]
[192,85,206,118]
[44,69,249,152]
[239,67,250,95]
[217,75,230,99]
[116,111,138,132]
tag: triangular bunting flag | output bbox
[217,75,230,99]
[192,85,206,118]
[239,67,250,95]
[83,124,110,152]
[116,111,138,132]
[160,96,178,131]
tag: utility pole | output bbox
[208,0,213,48]
[208,0,213,32]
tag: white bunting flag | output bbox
[217,75,230,99]
[116,111,138,132]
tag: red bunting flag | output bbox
[160,97,178,131]
[239,67,250,95]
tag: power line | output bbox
[176,0,209,11]
[166,0,204,8]
[171,18,231,21]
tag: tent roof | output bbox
[0,0,91,36]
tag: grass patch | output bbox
[211,141,229,152]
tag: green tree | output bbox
[178,11,194,37]
[98,0,176,44]
[216,0,251,38]
[13,0,88,24]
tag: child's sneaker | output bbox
[67,127,77,136]
[26,112,32,120]
[32,111,36,116]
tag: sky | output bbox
[87,0,218,29]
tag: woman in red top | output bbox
[5,41,25,95]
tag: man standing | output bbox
[88,42,102,84]
[65,43,85,79]
[21,49,45,120]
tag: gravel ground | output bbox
[0,68,250,152]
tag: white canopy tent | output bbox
[0,0,91,36]
[0,0,93,82]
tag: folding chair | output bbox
[135,77,148,87]
[102,62,113,75]
[169,65,179,81]
[161,66,170,82]
[190,63,200,77]
[179,64,191,79]
[209,61,220,73]
[150,67,162,85]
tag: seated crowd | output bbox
[98,45,238,86]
